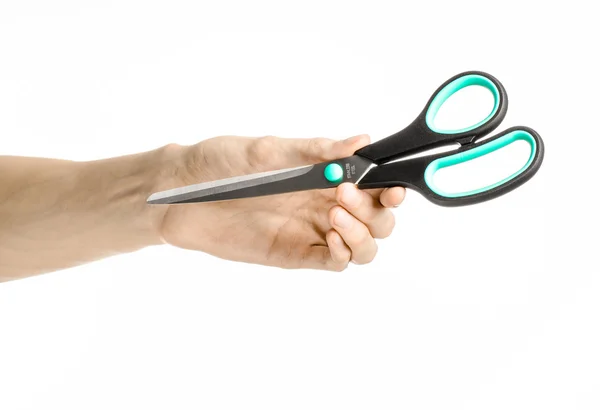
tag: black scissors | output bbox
[147,71,544,207]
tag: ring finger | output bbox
[329,205,378,264]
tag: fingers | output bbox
[300,134,370,163]
[322,184,406,268]
[329,206,378,264]
[336,183,396,239]
[298,245,349,272]
[290,230,359,272]
[294,226,371,272]
[326,229,352,265]
[257,134,371,167]
[379,187,406,208]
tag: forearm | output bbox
[0,144,181,281]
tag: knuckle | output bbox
[305,137,330,161]
[247,135,278,168]
[354,242,378,265]
[355,250,377,265]
[330,260,349,272]
[351,223,372,246]
[262,135,279,145]
[329,205,343,225]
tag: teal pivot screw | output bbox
[324,163,343,183]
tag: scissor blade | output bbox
[146,155,373,204]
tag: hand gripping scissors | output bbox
[147,71,544,207]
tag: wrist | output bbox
[79,142,188,249]
[134,143,191,246]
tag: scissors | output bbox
[147,71,544,207]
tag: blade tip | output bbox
[146,192,170,204]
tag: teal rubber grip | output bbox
[425,73,501,134]
[424,129,537,198]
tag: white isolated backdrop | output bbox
[0,1,597,409]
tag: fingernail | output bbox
[340,185,360,207]
[334,209,353,229]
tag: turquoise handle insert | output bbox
[423,129,537,198]
[425,74,501,134]
[324,163,344,183]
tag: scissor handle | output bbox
[356,126,544,207]
[355,71,509,164]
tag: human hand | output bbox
[156,134,406,271]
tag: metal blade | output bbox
[146,155,373,204]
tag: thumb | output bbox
[282,134,371,166]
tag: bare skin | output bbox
[0,134,405,282]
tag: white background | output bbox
[0,1,598,409]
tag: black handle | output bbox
[355,70,509,164]
[356,126,544,207]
